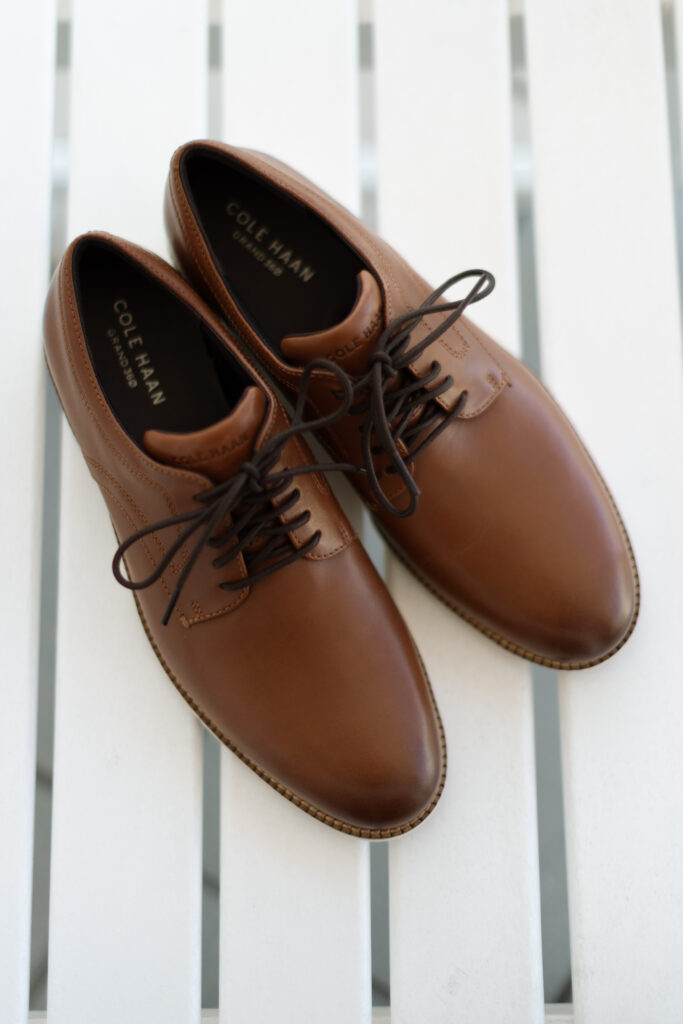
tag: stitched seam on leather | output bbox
[291,435,329,496]
[175,149,381,388]
[56,260,250,622]
[242,149,401,321]
[169,176,289,449]
[171,170,302,396]
[96,479,174,604]
[233,166,415,495]
[131,208,351,560]
[170,177,241,333]
[55,363,250,623]
[85,455,175,566]
[179,584,248,626]
[133,589,446,840]
[104,492,248,626]
[59,266,196,500]
[173,149,414,501]
[187,147,501,434]
[450,321,510,419]
[391,261,504,418]
[303,533,355,561]
[87,449,249,620]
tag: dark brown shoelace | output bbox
[342,269,495,517]
[112,361,358,625]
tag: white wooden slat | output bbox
[0,1,55,1020]
[222,0,360,210]
[675,0,683,148]
[374,2,544,1021]
[219,758,371,1024]
[25,1003,577,1019]
[66,3,208,251]
[219,5,371,1022]
[524,2,683,1020]
[47,3,209,1022]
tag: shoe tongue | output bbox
[281,270,384,376]
[143,387,267,483]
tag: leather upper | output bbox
[166,141,639,668]
[44,232,446,836]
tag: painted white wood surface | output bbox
[374,3,544,1021]
[66,0,208,254]
[222,0,359,208]
[0,2,55,1021]
[26,1009,574,1023]
[219,5,372,1021]
[525,2,683,1021]
[219,758,371,1024]
[675,0,683,160]
[47,3,209,1022]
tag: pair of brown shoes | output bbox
[44,140,639,838]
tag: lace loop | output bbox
[112,360,358,626]
[350,269,495,517]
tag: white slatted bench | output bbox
[3,1,683,1022]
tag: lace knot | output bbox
[368,350,399,377]
[241,460,266,492]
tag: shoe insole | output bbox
[181,148,367,360]
[73,239,251,446]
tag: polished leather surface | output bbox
[44,231,446,836]
[166,141,639,668]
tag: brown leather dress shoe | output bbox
[43,231,446,838]
[165,140,639,670]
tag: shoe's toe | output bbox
[179,542,445,836]
[382,346,638,669]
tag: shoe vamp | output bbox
[377,343,636,663]
[145,541,443,827]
